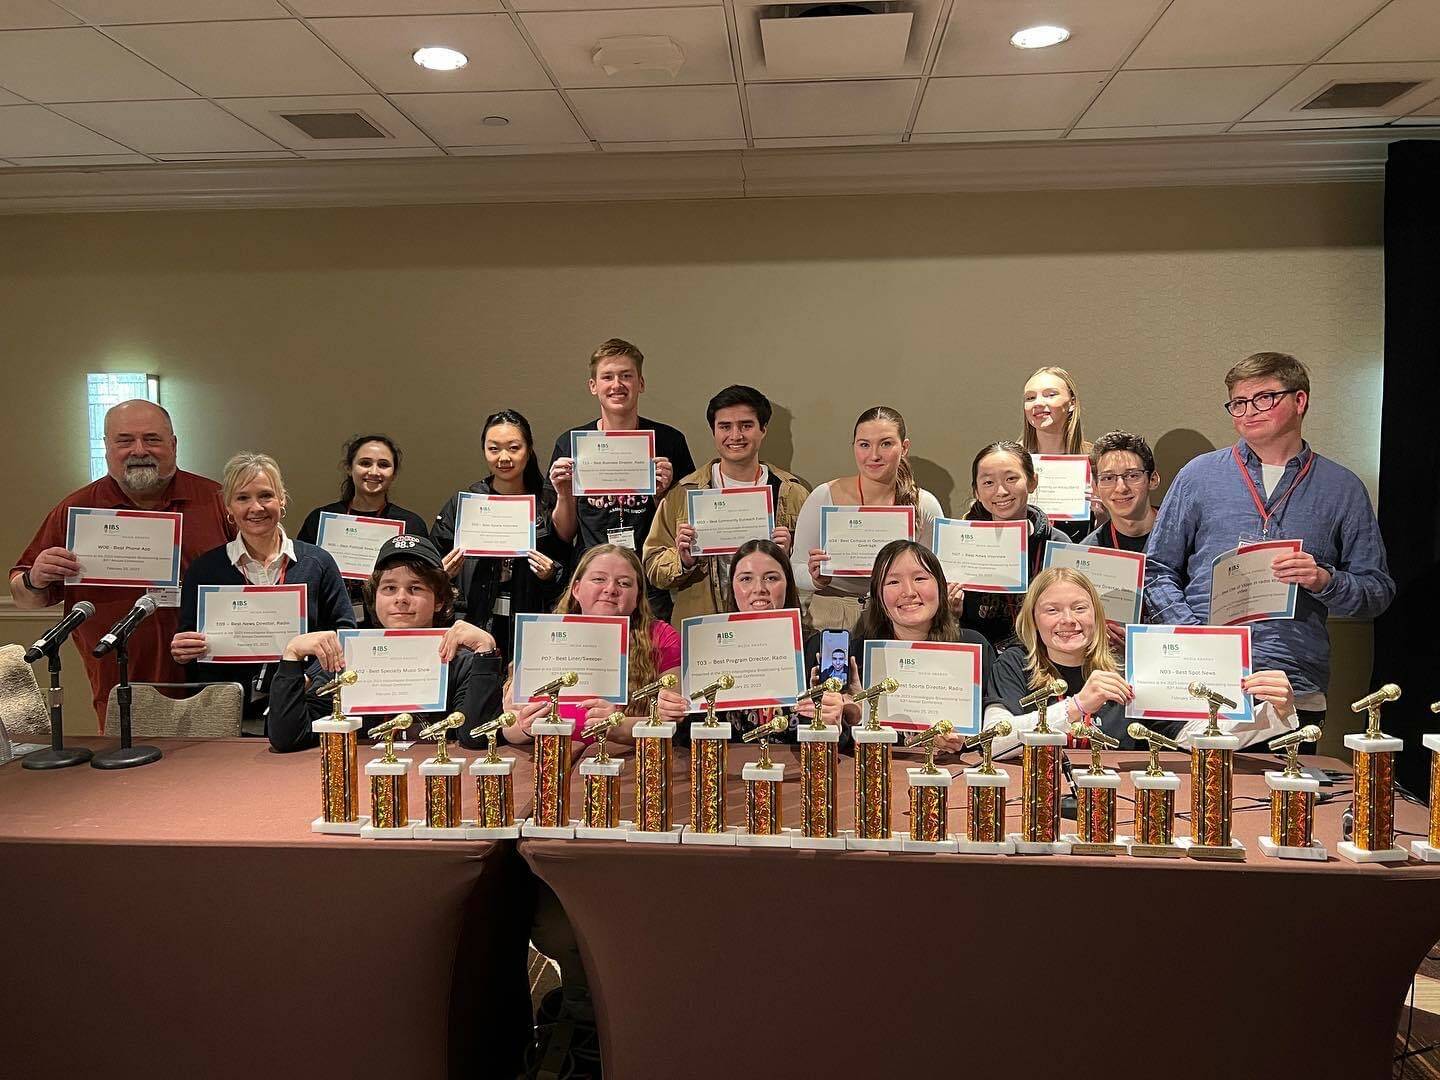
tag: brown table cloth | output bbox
[522,744,1440,1080]
[0,736,537,1080]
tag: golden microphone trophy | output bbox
[414,712,467,839]
[576,711,631,839]
[901,719,958,852]
[625,674,683,844]
[1413,700,1440,862]
[1063,721,1129,855]
[361,713,416,839]
[1126,722,1186,858]
[1008,678,1070,855]
[1177,682,1246,861]
[957,718,1014,854]
[467,712,519,839]
[310,669,365,834]
[522,671,580,839]
[1339,684,1408,863]
[1257,725,1327,860]
[739,715,794,847]
[846,676,902,851]
[682,674,738,845]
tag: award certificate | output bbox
[861,640,983,735]
[571,430,656,496]
[1125,625,1253,723]
[819,505,915,577]
[680,609,804,712]
[196,584,307,663]
[454,492,537,558]
[512,613,630,705]
[1043,541,1145,627]
[1207,540,1301,626]
[314,512,404,580]
[933,518,1028,593]
[686,486,775,557]
[1032,455,1093,522]
[64,507,182,587]
[338,628,449,715]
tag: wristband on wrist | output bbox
[22,568,46,593]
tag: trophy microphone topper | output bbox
[533,671,580,698]
[689,673,736,702]
[1126,721,1184,753]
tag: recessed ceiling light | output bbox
[481,115,510,127]
[1010,25,1070,49]
[412,46,468,71]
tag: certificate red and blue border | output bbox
[454,492,537,558]
[819,505,916,577]
[196,583,308,663]
[1042,540,1145,626]
[1033,454,1093,522]
[1124,624,1253,722]
[512,613,631,705]
[337,627,450,715]
[315,511,405,580]
[679,608,804,711]
[685,485,776,557]
[932,517,1029,593]
[1208,540,1301,625]
[64,507,183,587]
[861,639,983,734]
[571,429,657,497]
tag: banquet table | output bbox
[522,742,1440,1080]
[1,736,537,1080]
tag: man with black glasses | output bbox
[1144,352,1394,727]
[1083,430,1160,554]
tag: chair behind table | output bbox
[105,681,245,739]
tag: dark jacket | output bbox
[959,504,1067,652]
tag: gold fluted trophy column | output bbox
[1413,701,1440,862]
[1180,682,1245,861]
[466,713,519,839]
[1008,678,1070,854]
[902,720,958,852]
[625,675,682,844]
[415,712,467,839]
[739,715,793,847]
[1063,722,1129,855]
[522,672,580,839]
[576,711,630,839]
[794,676,869,852]
[682,674,737,845]
[310,669,365,834]
[361,714,416,839]
[957,719,1014,854]
[1340,684,1408,863]
[1126,723,1186,858]
[1257,725,1327,860]
[846,677,902,851]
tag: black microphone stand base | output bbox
[91,744,163,770]
[23,745,94,770]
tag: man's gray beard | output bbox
[121,462,169,496]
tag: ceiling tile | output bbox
[747,79,916,139]
[445,142,592,153]
[390,89,588,144]
[1397,94,1440,121]
[1067,122,1229,139]
[0,1,80,29]
[297,145,446,156]
[1126,0,1382,68]
[309,14,550,92]
[1244,61,1440,120]
[1326,0,1440,62]
[0,104,133,155]
[0,27,196,102]
[520,7,733,88]
[109,20,372,97]
[569,84,742,140]
[218,94,436,148]
[293,2,502,13]
[57,0,290,22]
[1077,66,1299,127]
[601,138,746,151]
[6,152,151,164]
[935,0,1165,77]
[515,0,711,10]
[1230,117,1393,131]
[51,99,279,153]
[734,0,945,81]
[909,129,1065,142]
[0,88,28,105]
[753,134,899,147]
[152,150,296,160]
[914,72,1104,133]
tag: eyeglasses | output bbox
[1223,389,1297,417]
[1095,469,1151,488]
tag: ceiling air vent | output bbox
[278,111,391,140]
[759,2,913,78]
[1300,81,1422,110]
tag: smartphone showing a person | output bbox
[817,630,850,686]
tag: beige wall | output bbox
[0,182,1384,741]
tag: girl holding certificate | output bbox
[958,442,1067,652]
[1020,366,1096,542]
[171,453,353,720]
[792,407,944,633]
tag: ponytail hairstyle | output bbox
[853,405,917,508]
[338,434,401,505]
[482,409,544,495]
[1020,366,1085,454]
[553,544,660,696]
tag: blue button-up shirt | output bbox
[1143,439,1394,698]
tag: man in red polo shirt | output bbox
[10,400,232,727]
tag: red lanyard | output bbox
[857,474,866,506]
[720,464,762,490]
[1231,444,1314,536]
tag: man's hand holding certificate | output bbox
[932,518,1028,593]
[819,506,914,577]
[1208,540,1301,626]
[64,507,182,587]
[1125,625,1253,722]
[571,430,656,496]
[512,613,630,705]
[686,487,775,557]
[315,512,404,580]
[197,584,307,662]
[338,628,449,714]
[454,492,537,558]
[680,609,804,711]
[862,640,983,734]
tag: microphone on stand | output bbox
[92,596,157,658]
[24,601,96,664]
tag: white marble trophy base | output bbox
[1177,837,1247,861]
[1257,836,1328,861]
[852,727,898,745]
[901,834,958,854]
[739,828,798,848]
[360,822,416,839]
[680,825,741,846]
[465,823,520,840]
[522,818,576,840]
[955,837,1015,855]
[635,722,677,740]
[530,720,574,738]
[312,816,368,835]
[366,758,411,775]
[312,718,363,735]
[1019,730,1067,747]
[1344,733,1405,754]
[625,825,683,844]
[796,725,841,744]
[792,833,848,851]
[689,720,734,741]
[742,762,785,783]
[1192,733,1242,751]
[575,821,635,840]
[1337,841,1410,864]
[420,758,465,775]
[1425,734,1440,754]
[1410,841,1440,863]
[844,833,904,851]
[414,824,468,840]
[1008,835,1072,855]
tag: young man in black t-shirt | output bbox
[546,338,694,620]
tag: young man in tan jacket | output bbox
[643,385,810,627]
